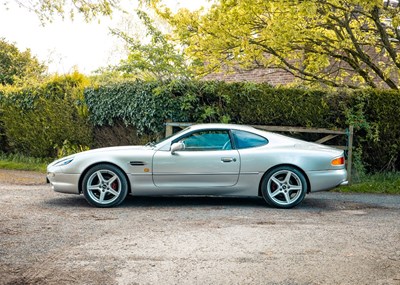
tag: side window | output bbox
[179,130,232,151]
[232,130,268,149]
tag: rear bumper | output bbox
[307,169,347,192]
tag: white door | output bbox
[153,130,240,188]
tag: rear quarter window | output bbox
[232,130,269,149]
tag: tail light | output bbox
[331,156,345,166]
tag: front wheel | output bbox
[82,164,128,208]
[261,166,307,209]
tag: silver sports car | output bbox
[47,124,348,208]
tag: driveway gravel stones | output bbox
[0,170,399,285]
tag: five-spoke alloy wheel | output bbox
[82,164,128,207]
[261,166,307,208]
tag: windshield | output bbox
[151,127,191,147]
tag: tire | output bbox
[261,166,307,209]
[82,164,128,208]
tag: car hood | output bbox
[78,145,150,155]
[49,145,152,167]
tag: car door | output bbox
[152,129,240,188]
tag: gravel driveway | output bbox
[0,170,399,285]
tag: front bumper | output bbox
[47,172,80,194]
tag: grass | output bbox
[0,152,50,173]
[0,152,399,194]
[337,172,400,195]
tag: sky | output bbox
[0,1,206,74]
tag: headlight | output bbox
[54,157,74,167]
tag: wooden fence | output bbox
[165,122,354,185]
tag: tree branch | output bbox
[370,6,400,69]
[329,12,398,89]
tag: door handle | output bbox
[221,157,236,163]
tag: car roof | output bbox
[188,123,256,132]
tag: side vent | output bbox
[130,161,146,166]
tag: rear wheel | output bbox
[82,164,128,208]
[261,166,307,209]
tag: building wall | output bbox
[203,67,296,86]
[201,49,398,89]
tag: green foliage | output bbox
[362,89,400,171]
[11,0,117,23]
[0,73,92,157]
[90,68,134,86]
[351,146,367,180]
[85,81,185,135]
[85,80,232,135]
[0,38,46,86]
[337,172,400,194]
[1,76,399,173]
[161,0,400,89]
[110,10,193,81]
[0,92,8,152]
[227,84,335,127]
[55,139,90,158]
[0,152,49,172]
[84,80,399,173]
[154,80,231,123]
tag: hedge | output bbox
[0,73,92,158]
[1,78,399,172]
[84,80,236,135]
[226,86,400,172]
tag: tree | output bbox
[109,10,193,81]
[0,38,46,86]
[160,0,400,89]
[10,0,119,22]
[7,1,193,81]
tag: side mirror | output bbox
[171,142,185,154]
